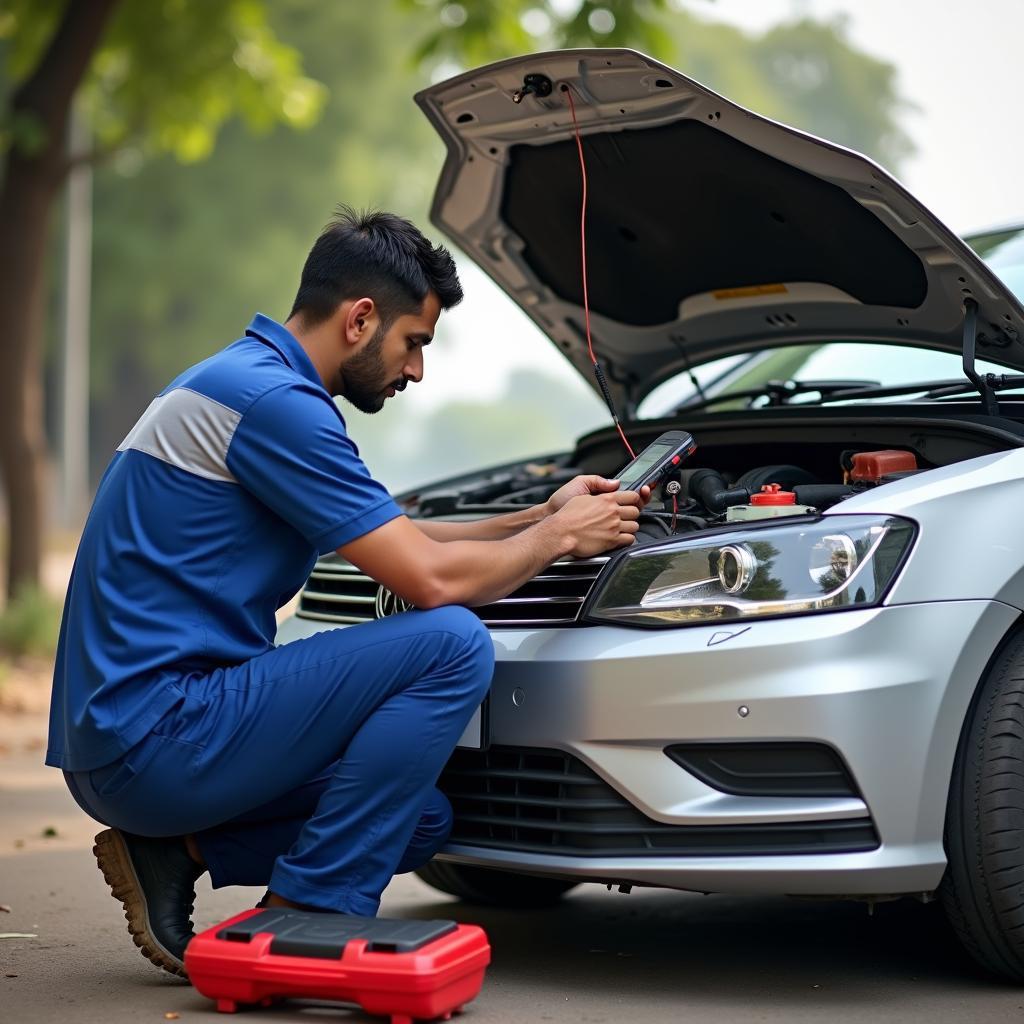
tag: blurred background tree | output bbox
[0,0,913,600]
[0,0,324,599]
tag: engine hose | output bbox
[792,484,859,509]
[687,468,751,515]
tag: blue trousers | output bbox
[67,607,494,916]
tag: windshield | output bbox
[638,226,1024,419]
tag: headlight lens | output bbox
[585,515,915,628]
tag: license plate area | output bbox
[456,697,489,750]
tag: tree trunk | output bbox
[0,162,55,599]
[0,0,118,599]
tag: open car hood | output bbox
[415,49,1024,410]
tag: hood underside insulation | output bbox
[502,119,928,327]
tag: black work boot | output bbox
[93,828,205,977]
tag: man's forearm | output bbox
[429,515,575,607]
[413,503,549,542]
[338,491,638,611]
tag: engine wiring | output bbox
[563,83,636,461]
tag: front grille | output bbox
[298,555,608,629]
[438,746,879,858]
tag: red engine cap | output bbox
[750,483,796,506]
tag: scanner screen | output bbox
[620,442,673,487]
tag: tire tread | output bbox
[942,630,1024,981]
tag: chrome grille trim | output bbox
[294,610,374,625]
[298,554,609,629]
[300,591,377,605]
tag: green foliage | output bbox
[558,1,678,58]
[0,586,61,658]
[87,0,444,428]
[749,16,914,171]
[666,10,914,171]
[0,0,325,162]
[406,2,912,171]
[404,0,539,67]
[3,0,914,489]
[402,0,686,65]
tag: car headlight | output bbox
[584,515,915,628]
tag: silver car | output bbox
[278,50,1024,981]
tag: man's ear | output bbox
[342,297,377,348]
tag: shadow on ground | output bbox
[4,825,1023,1023]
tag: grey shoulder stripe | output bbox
[117,387,242,483]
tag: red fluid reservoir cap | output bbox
[849,450,918,484]
[750,483,796,506]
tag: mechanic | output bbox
[45,207,647,977]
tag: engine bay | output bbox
[399,409,1024,546]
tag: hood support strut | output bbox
[963,300,998,416]
[963,298,1024,417]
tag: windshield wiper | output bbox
[674,378,880,415]
[812,376,1024,406]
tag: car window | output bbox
[638,225,1024,419]
[638,344,1015,418]
[766,343,1010,399]
[638,355,749,418]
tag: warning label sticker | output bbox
[713,284,789,300]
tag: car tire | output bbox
[415,861,578,907]
[941,628,1024,981]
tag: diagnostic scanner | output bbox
[615,430,697,494]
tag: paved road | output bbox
[3,712,1023,1024]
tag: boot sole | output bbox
[93,828,188,978]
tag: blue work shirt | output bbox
[47,314,402,771]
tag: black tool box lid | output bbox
[217,910,457,959]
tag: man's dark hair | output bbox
[289,206,463,329]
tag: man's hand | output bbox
[551,490,643,558]
[546,474,652,515]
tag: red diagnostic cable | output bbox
[564,85,635,461]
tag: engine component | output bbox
[686,468,750,514]
[635,513,674,543]
[726,484,816,522]
[849,450,919,484]
[794,484,858,509]
[735,464,819,492]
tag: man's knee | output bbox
[420,606,494,699]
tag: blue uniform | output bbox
[48,314,493,914]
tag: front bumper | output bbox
[276,599,1018,895]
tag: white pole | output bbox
[58,104,92,529]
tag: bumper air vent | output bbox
[665,743,861,798]
[438,746,878,857]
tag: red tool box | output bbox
[185,907,490,1023]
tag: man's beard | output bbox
[339,324,405,414]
